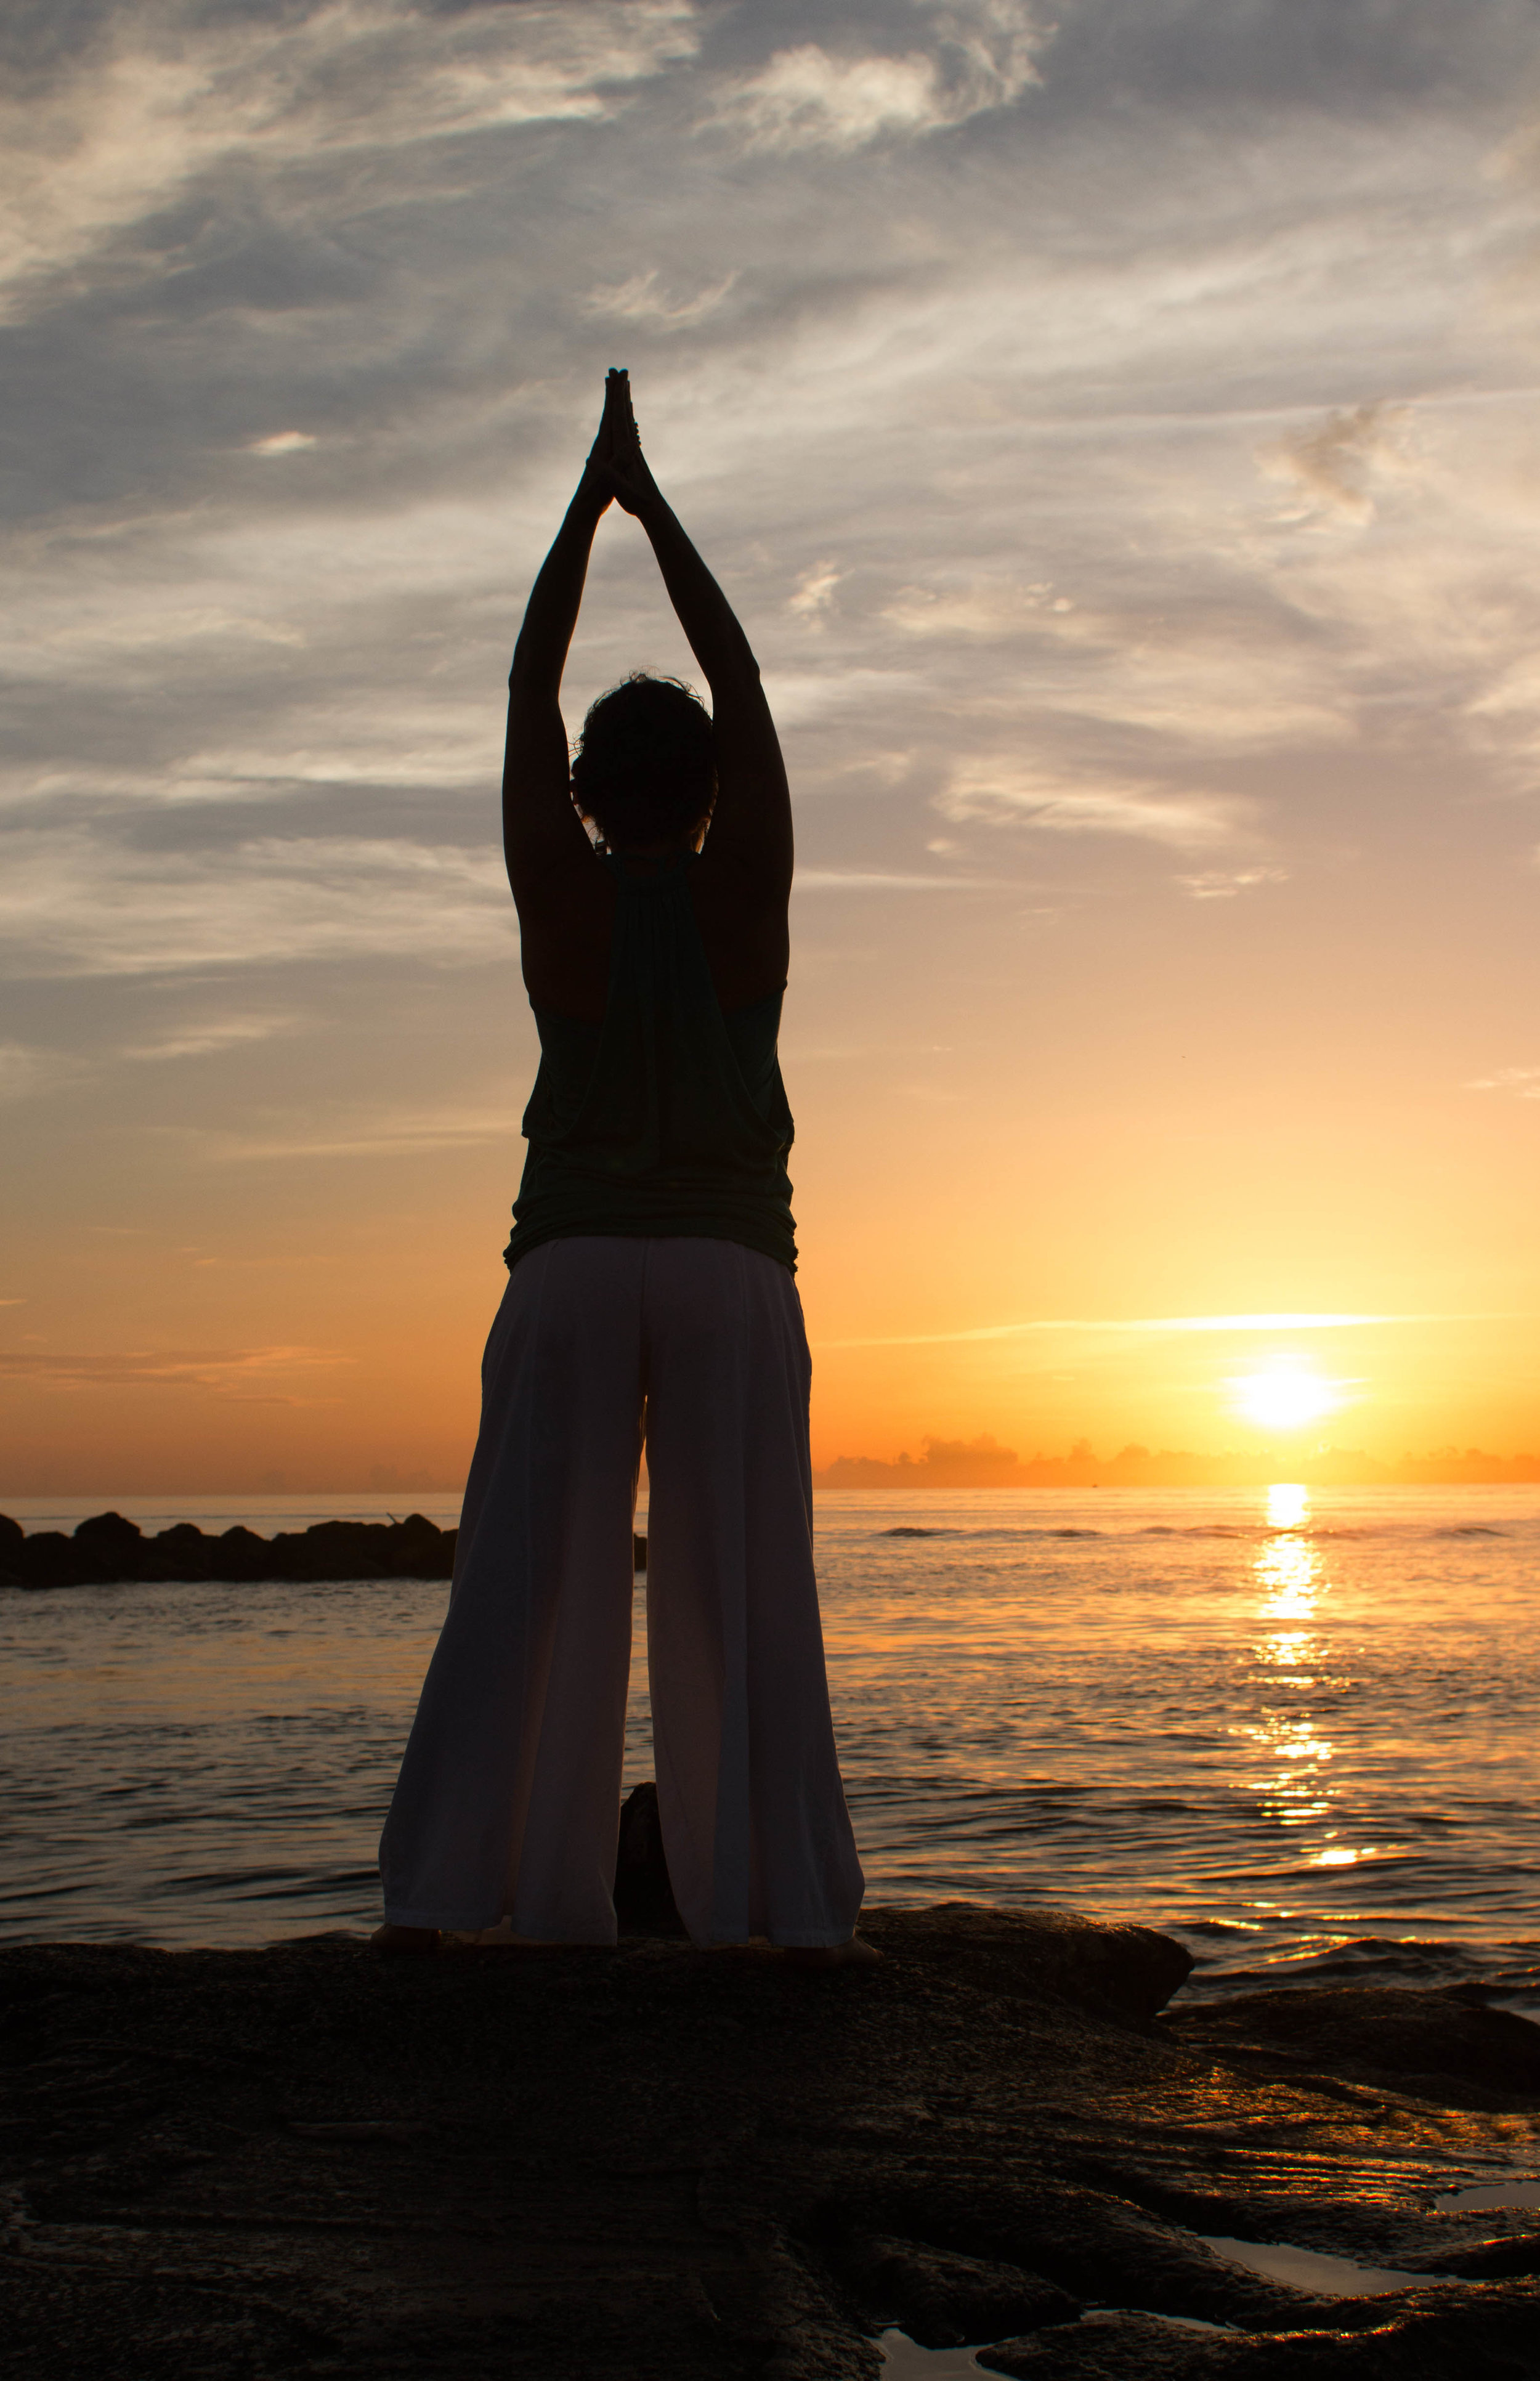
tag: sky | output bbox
[4,0,1540,1493]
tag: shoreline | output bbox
[4,1902,1538,2377]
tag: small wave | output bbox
[1138,1524,1254,1540]
[875,1526,1103,1542]
[1196,1934,1489,1992]
[1133,1522,1386,1543]
[872,1516,1510,1553]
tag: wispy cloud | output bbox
[1468,1065,1540,1100]
[202,1106,518,1161]
[0,832,513,978]
[939,766,1242,848]
[246,431,318,458]
[758,670,917,727]
[0,1344,349,1398]
[1261,401,1412,522]
[817,1312,1492,1350]
[0,1040,87,1102]
[795,869,1006,891]
[584,268,737,327]
[705,2,1046,153]
[788,560,843,623]
[121,1015,306,1063]
[0,0,703,318]
[883,579,1063,639]
[1175,866,1288,899]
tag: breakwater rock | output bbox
[0,1509,456,1589]
[3,1904,1538,2378]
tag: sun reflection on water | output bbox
[1245,1483,1334,1838]
[1266,1482,1310,1531]
[1257,1529,1321,1623]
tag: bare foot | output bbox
[370,1923,440,1955]
[783,1936,882,1970]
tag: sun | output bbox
[1234,1361,1342,1432]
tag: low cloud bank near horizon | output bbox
[812,1433,1540,1488]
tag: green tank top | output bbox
[504,850,796,1273]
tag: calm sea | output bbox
[2,1485,1536,2009]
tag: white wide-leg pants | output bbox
[378,1236,864,1947]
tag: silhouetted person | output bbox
[375,373,872,1965]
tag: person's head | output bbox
[570,672,716,853]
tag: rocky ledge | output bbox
[3,1900,1538,2379]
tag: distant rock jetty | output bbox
[0,1511,653,1589]
[0,1508,458,1588]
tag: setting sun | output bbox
[1234,1363,1342,1433]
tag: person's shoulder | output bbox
[511,834,615,928]
[689,838,790,918]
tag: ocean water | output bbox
[2,1484,1536,2007]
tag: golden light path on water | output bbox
[1244,1485,1375,1907]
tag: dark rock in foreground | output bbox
[0,1508,456,1588]
[614,1780,686,1934]
[3,1905,1538,2377]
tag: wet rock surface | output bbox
[1163,1984,1540,2111]
[0,1509,455,1587]
[2,1904,1538,2378]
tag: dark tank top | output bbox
[504,850,796,1273]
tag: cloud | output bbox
[0,1040,87,1102]
[121,1015,306,1062]
[0,830,515,978]
[884,579,1063,639]
[1261,401,1411,522]
[705,0,1045,152]
[815,1311,1441,1351]
[1468,1065,1540,1100]
[758,670,917,727]
[584,269,738,328]
[788,560,843,623]
[795,869,1005,891]
[0,0,703,318]
[202,1106,517,1161]
[0,1344,349,1397]
[246,431,318,457]
[939,765,1242,848]
[1175,866,1289,899]
[884,574,1344,751]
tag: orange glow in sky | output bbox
[4,8,1540,1494]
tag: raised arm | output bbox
[591,375,792,899]
[501,382,620,898]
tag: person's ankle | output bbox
[371,1922,440,1955]
[783,1934,880,1969]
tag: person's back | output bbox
[375,373,873,1967]
[509,842,796,1270]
